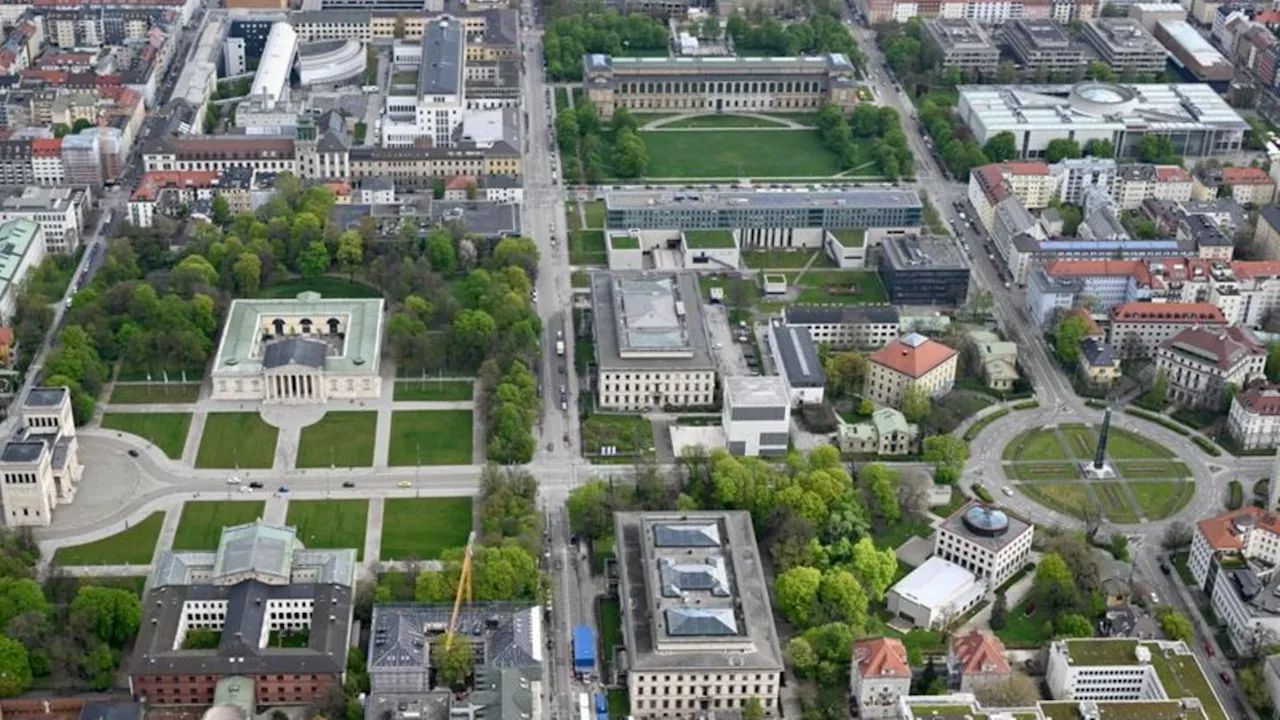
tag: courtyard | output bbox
[638,129,845,178]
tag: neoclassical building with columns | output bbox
[210,292,384,403]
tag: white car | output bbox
[1001,486,1013,497]
[239,486,254,494]
[226,476,241,484]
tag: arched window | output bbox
[300,318,313,334]
[327,318,340,335]
[272,318,285,336]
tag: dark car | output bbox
[278,485,290,493]
[127,449,139,457]
[249,481,263,489]
[1220,671,1231,684]
[342,481,356,488]
[1160,563,1171,575]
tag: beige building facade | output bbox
[864,333,958,407]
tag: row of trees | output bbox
[543,12,669,81]
[816,104,913,179]
[558,102,649,182]
[727,14,861,64]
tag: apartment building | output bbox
[1223,167,1277,205]
[0,386,80,527]
[30,138,63,186]
[0,186,87,255]
[722,376,790,457]
[582,53,858,120]
[781,306,901,351]
[865,332,958,407]
[948,632,1012,695]
[1108,301,1228,359]
[590,273,715,411]
[1005,19,1087,72]
[1154,326,1265,410]
[1046,639,1220,705]
[967,161,1054,232]
[1254,207,1280,260]
[850,638,910,720]
[143,136,297,174]
[1228,383,1280,450]
[935,501,1034,586]
[1081,18,1168,74]
[615,511,783,719]
[1112,163,1194,209]
[1051,157,1116,206]
[923,19,1000,75]
[1188,507,1280,654]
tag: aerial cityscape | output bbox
[1,0,1280,718]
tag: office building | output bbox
[1155,326,1265,410]
[1109,301,1228,359]
[1046,639,1227,712]
[1081,18,1168,74]
[582,53,858,120]
[382,16,465,147]
[849,638,910,719]
[129,521,355,707]
[781,306,901,350]
[935,501,1034,586]
[614,511,784,718]
[589,273,716,411]
[878,234,970,307]
[721,376,790,457]
[887,556,986,630]
[865,332,958,407]
[1005,19,1086,72]
[923,19,1000,74]
[767,318,826,406]
[144,136,298,174]
[0,386,80,527]
[0,186,87,255]
[0,219,44,324]
[1153,19,1234,82]
[958,82,1247,159]
[1130,2,1187,32]
[249,23,296,106]
[1228,383,1280,450]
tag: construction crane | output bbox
[445,531,477,651]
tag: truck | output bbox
[572,625,596,677]
[556,339,565,356]
[578,694,591,720]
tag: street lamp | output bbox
[415,442,421,498]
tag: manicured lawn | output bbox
[379,497,473,560]
[52,512,164,565]
[571,271,591,288]
[582,414,654,456]
[1106,428,1174,459]
[258,276,382,299]
[393,380,474,401]
[741,250,823,269]
[101,413,191,459]
[570,230,607,265]
[996,599,1053,648]
[1115,460,1190,479]
[565,200,581,231]
[296,412,376,468]
[1095,482,1139,524]
[172,501,266,550]
[638,129,842,178]
[195,413,279,468]
[660,114,792,129]
[1130,481,1195,520]
[1002,429,1069,462]
[1019,483,1093,518]
[387,410,474,465]
[1060,424,1099,458]
[607,691,629,718]
[610,233,640,250]
[117,364,205,382]
[830,229,866,247]
[792,270,888,305]
[109,383,200,404]
[683,230,735,248]
[599,597,622,661]
[1006,463,1081,481]
[583,200,606,229]
[286,500,369,560]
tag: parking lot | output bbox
[703,304,752,376]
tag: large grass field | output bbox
[638,129,842,178]
[1094,483,1139,524]
[286,500,369,560]
[792,270,888,305]
[660,114,793,129]
[296,412,376,468]
[109,383,200,404]
[259,276,382,299]
[1115,460,1191,479]
[393,380,474,401]
[195,413,279,468]
[379,497,473,560]
[388,410,474,465]
[52,512,164,565]
[1107,428,1174,459]
[172,501,265,550]
[1060,424,1099,458]
[1006,463,1081,482]
[569,230,607,266]
[101,413,191,459]
[1019,483,1092,518]
[1002,429,1069,462]
[1130,481,1195,520]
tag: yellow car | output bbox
[398,480,411,488]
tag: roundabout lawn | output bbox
[1001,429,1069,462]
[1130,481,1195,520]
[1106,428,1174,459]
[1020,483,1092,517]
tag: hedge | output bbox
[972,483,994,503]
[1228,480,1244,510]
[963,408,1010,442]
[1124,408,1191,436]
[1191,435,1222,457]
[1011,400,1040,410]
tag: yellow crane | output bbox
[445,531,477,651]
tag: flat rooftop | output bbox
[589,272,714,372]
[614,511,783,672]
[212,293,384,377]
[940,501,1033,553]
[959,83,1247,134]
[881,234,967,270]
[924,18,995,50]
[1013,18,1073,48]
[0,220,41,295]
[770,319,824,389]
[605,188,922,211]
[1055,639,1227,720]
[1087,17,1166,54]
[724,375,789,408]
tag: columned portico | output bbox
[265,370,326,403]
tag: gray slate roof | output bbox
[262,338,328,369]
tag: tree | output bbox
[923,434,969,485]
[0,579,48,630]
[211,195,231,226]
[862,463,901,524]
[1157,608,1194,642]
[566,479,614,541]
[825,350,867,398]
[0,635,30,697]
[817,568,868,631]
[1052,312,1090,365]
[611,128,649,178]
[1137,135,1178,164]
[996,61,1018,84]
[492,236,539,279]
[1055,614,1093,638]
[1085,60,1116,81]
[1034,553,1079,614]
[849,536,897,601]
[1162,521,1193,550]
[71,118,93,134]
[232,252,261,296]
[1045,138,1082,163]
[901,384,930,424]
[1150,368,1169,406]
[298,241,330,278]
[70,586,141,647]
[336,231,364,283]
[990,592,1007,630]
[974,673,1040,707]
[776,566,821,627]
[1084,138,1115,158]
[434,636,474,687]
[785,637,817,678]
[425,230,457,275]
[394,13,406,38]
[52,124,70,139]
[983,131,1017,163]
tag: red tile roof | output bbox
[1159,326,1264,370]
[131,171,221,202]
[1231,261,1280,281]
[0,328,14,349]
[869,333,957,379]
[1043,259,1147,282]
[951,632,1011,675]
[1222,167,1274,186]
[30,138,61,156]
[1195,507,1280,550]
[1111,302,1226,324]
[1235,382,1280,416]
[972,162,1050,204]
[853,638,909,679]
[1155,165,1192,183]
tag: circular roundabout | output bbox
[998,421,1195,524]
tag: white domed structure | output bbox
[1068,82,1140,117]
